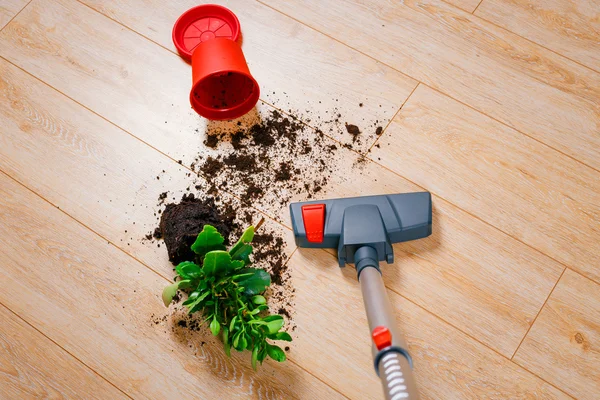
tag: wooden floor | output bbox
[0,0,598,398]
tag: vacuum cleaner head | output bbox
[290,192,432,267]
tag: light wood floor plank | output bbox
[371,85,600,282]
[0,303,127,399]
[0,0,417,152]
[289,248,570,399]
[0,0,590,395]
[303,159,565,357]
[0,172,344,400]
[0,0,28,30]
[0,56,564,358]
[258,0,600,170]
[476,0,600,72]
[448,0,482,13]
[514,269,600,399]
[0,57,293,282]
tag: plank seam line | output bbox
[510,267,567,360]
[318,246,514,359]
[56,0,600,173]
[362,152,594,286]
[367,83,420,153]
[316,250,575,399]
[0,169,172,283]
[71,0,600,173]
[3,152,585,400]
[394,285,575,399]
[74,0,412,159]
[569,267,600,287]
[471,0,485,14]
[1,53,590,307]
[0,107,582,400]
[0,300,134,400]
[2,51,592,304]
[467,1,600,74]
[254,0,600,173]
[511,358,576,399]
[0,0,32,33]
[0,55,289,230]
[75,0,176,55]
[0,172,349,399]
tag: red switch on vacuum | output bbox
[301,204,325,243]
[372,326,392,350]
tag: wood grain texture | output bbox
[288,249,569,399]
[0,304,127,399]
[447,0,483,13]
[0,57,294,283]
[0,172,343,400]
[0,55,564,358]
[514,269,600,399]
[476,0,600,71]
[0,0,595,396]
[258,0,600,170]
[371,85,600,282]
[302,158,565,357]
[1,0,416,153]
[0,0,28,30]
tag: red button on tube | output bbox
[301,204,325,243]
[372,326,392,350]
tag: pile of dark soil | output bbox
[157,194,237,264]
[155,193,290,299]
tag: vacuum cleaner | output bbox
[290,192,432,400]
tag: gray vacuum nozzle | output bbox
[290,192,432,267]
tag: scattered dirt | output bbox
[146,97,387,339]
[190,110,346,213]
[345,123,360,136]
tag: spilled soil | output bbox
[191,110,342,212]
[146,100,385,337]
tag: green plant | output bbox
[162,225,291,369]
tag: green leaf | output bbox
[267,344,286,362]
[161,279,191,307]
[247,320,267,326]
[232,331,241,350]
[175,261,202,280]
[251,345,258,371]
[161,282,180,307]
[236,268,271,296]
[239,334,248,350]
[229,226,254,262]
[229,243,253,264]
[231,272,255,280]
[182,290,201,306]
[191,225,226,257]
[258,343,268,363]
[229,316,238,332]
[186,291,210,313]
[268,332,292,341]
[203,251,243,277]
[252,295,266,305]
[223,326,231,357]
[240,226,255,243]
[210,315,220,336]
[263,315,284,334]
